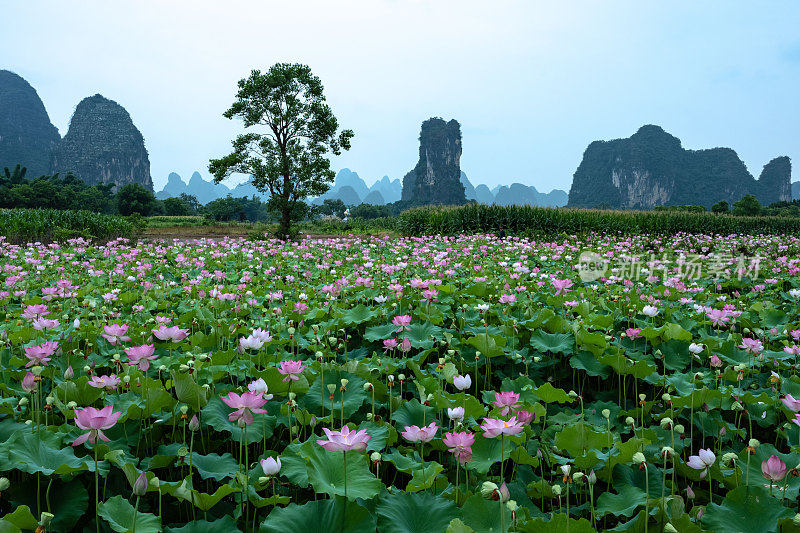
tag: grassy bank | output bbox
[0,208,134,243]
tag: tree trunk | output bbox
[278,206,292,240]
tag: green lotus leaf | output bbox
[376,492,459,533]
[98,495,162,533]
[260,497,375,533]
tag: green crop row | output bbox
[396,204,800,236]
[0,208,135,243]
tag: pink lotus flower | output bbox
[552,278,573,295]
[442,431,475,464]
[151,325,190,343]
[762,455,787,482]
[278,360,306,382]
[24,340,59,367]
[516,410,534,425]
[88,374,121,391]
[392,315,412,332]
[499,294,517,305]
[125,344,158,371]
[101,324,131,345]
[221,391,268,426]
[21,372,37,392]
[401,422,439,443]
[22,304,49,320]
[710,354,723,368]
[706,309,730,327]
[686,448,716,478]
[782,394,800,412]
[492,391,521,416]
[481,416,524,438]
[453,374,472,391]
[739,338,763,354]
[383,338,398,352]
[32,317,60,330]
[316,425,371,452]
[625,328,642,339]
[72,405,122,446]
[239,334,266,353]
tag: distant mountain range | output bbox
[156,168,568,207]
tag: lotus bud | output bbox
[310,416,317,427]
[587,470,597,485]
[133,471,148,496]
[64,366,74,380]
[188,415,200,432]
[601,409,610,419]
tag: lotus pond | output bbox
[2,233,800,532]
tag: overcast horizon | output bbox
[3,1,800,193]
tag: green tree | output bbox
[209,64,353,238]
[711,200,729,214]
[732,194,761,216]
[318,198,347,218]
[179,193,200,214]
[117,183,156,216]
[163,197,192,216]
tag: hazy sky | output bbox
[3,1,800,192]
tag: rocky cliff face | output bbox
[51,94,152,191]
[567,125,791,209]
[0,70,61,177]
[401,118,466,205]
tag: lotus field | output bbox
[4,232,800,532]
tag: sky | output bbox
[3,1,800,193]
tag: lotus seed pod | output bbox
[749,438,760,448]
[122,375,130,383]
[721,452,737,465]
[481,481,498,498]
[632,452,646,465]
[39,512,54,527]
[180,405,189,414]
[572,472,584,482]
[66,401,77,409]
[674,424,685,434]
[158,365,167,372]
[662,393,671,402]
[625,416,635,426]
[793,513,800,526]
[568,390,578,398]
[287,327,295,335]
[340,379,349,387]
[0,478,10,491]
[506,500,518,512]
[288,392,296,401]
[660,418,673,429]
[601,409,610,419]
[551,484,562,496]
[179,364,189,372]
[259,476,268,484]
[398,374,405,381]
[19,397,29,407]
[638,393,646,401]
[370,452,381,462]
[113,354,120,361]
[31,366,43,376]
[327,384,336,394]
[661,446,675,457]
